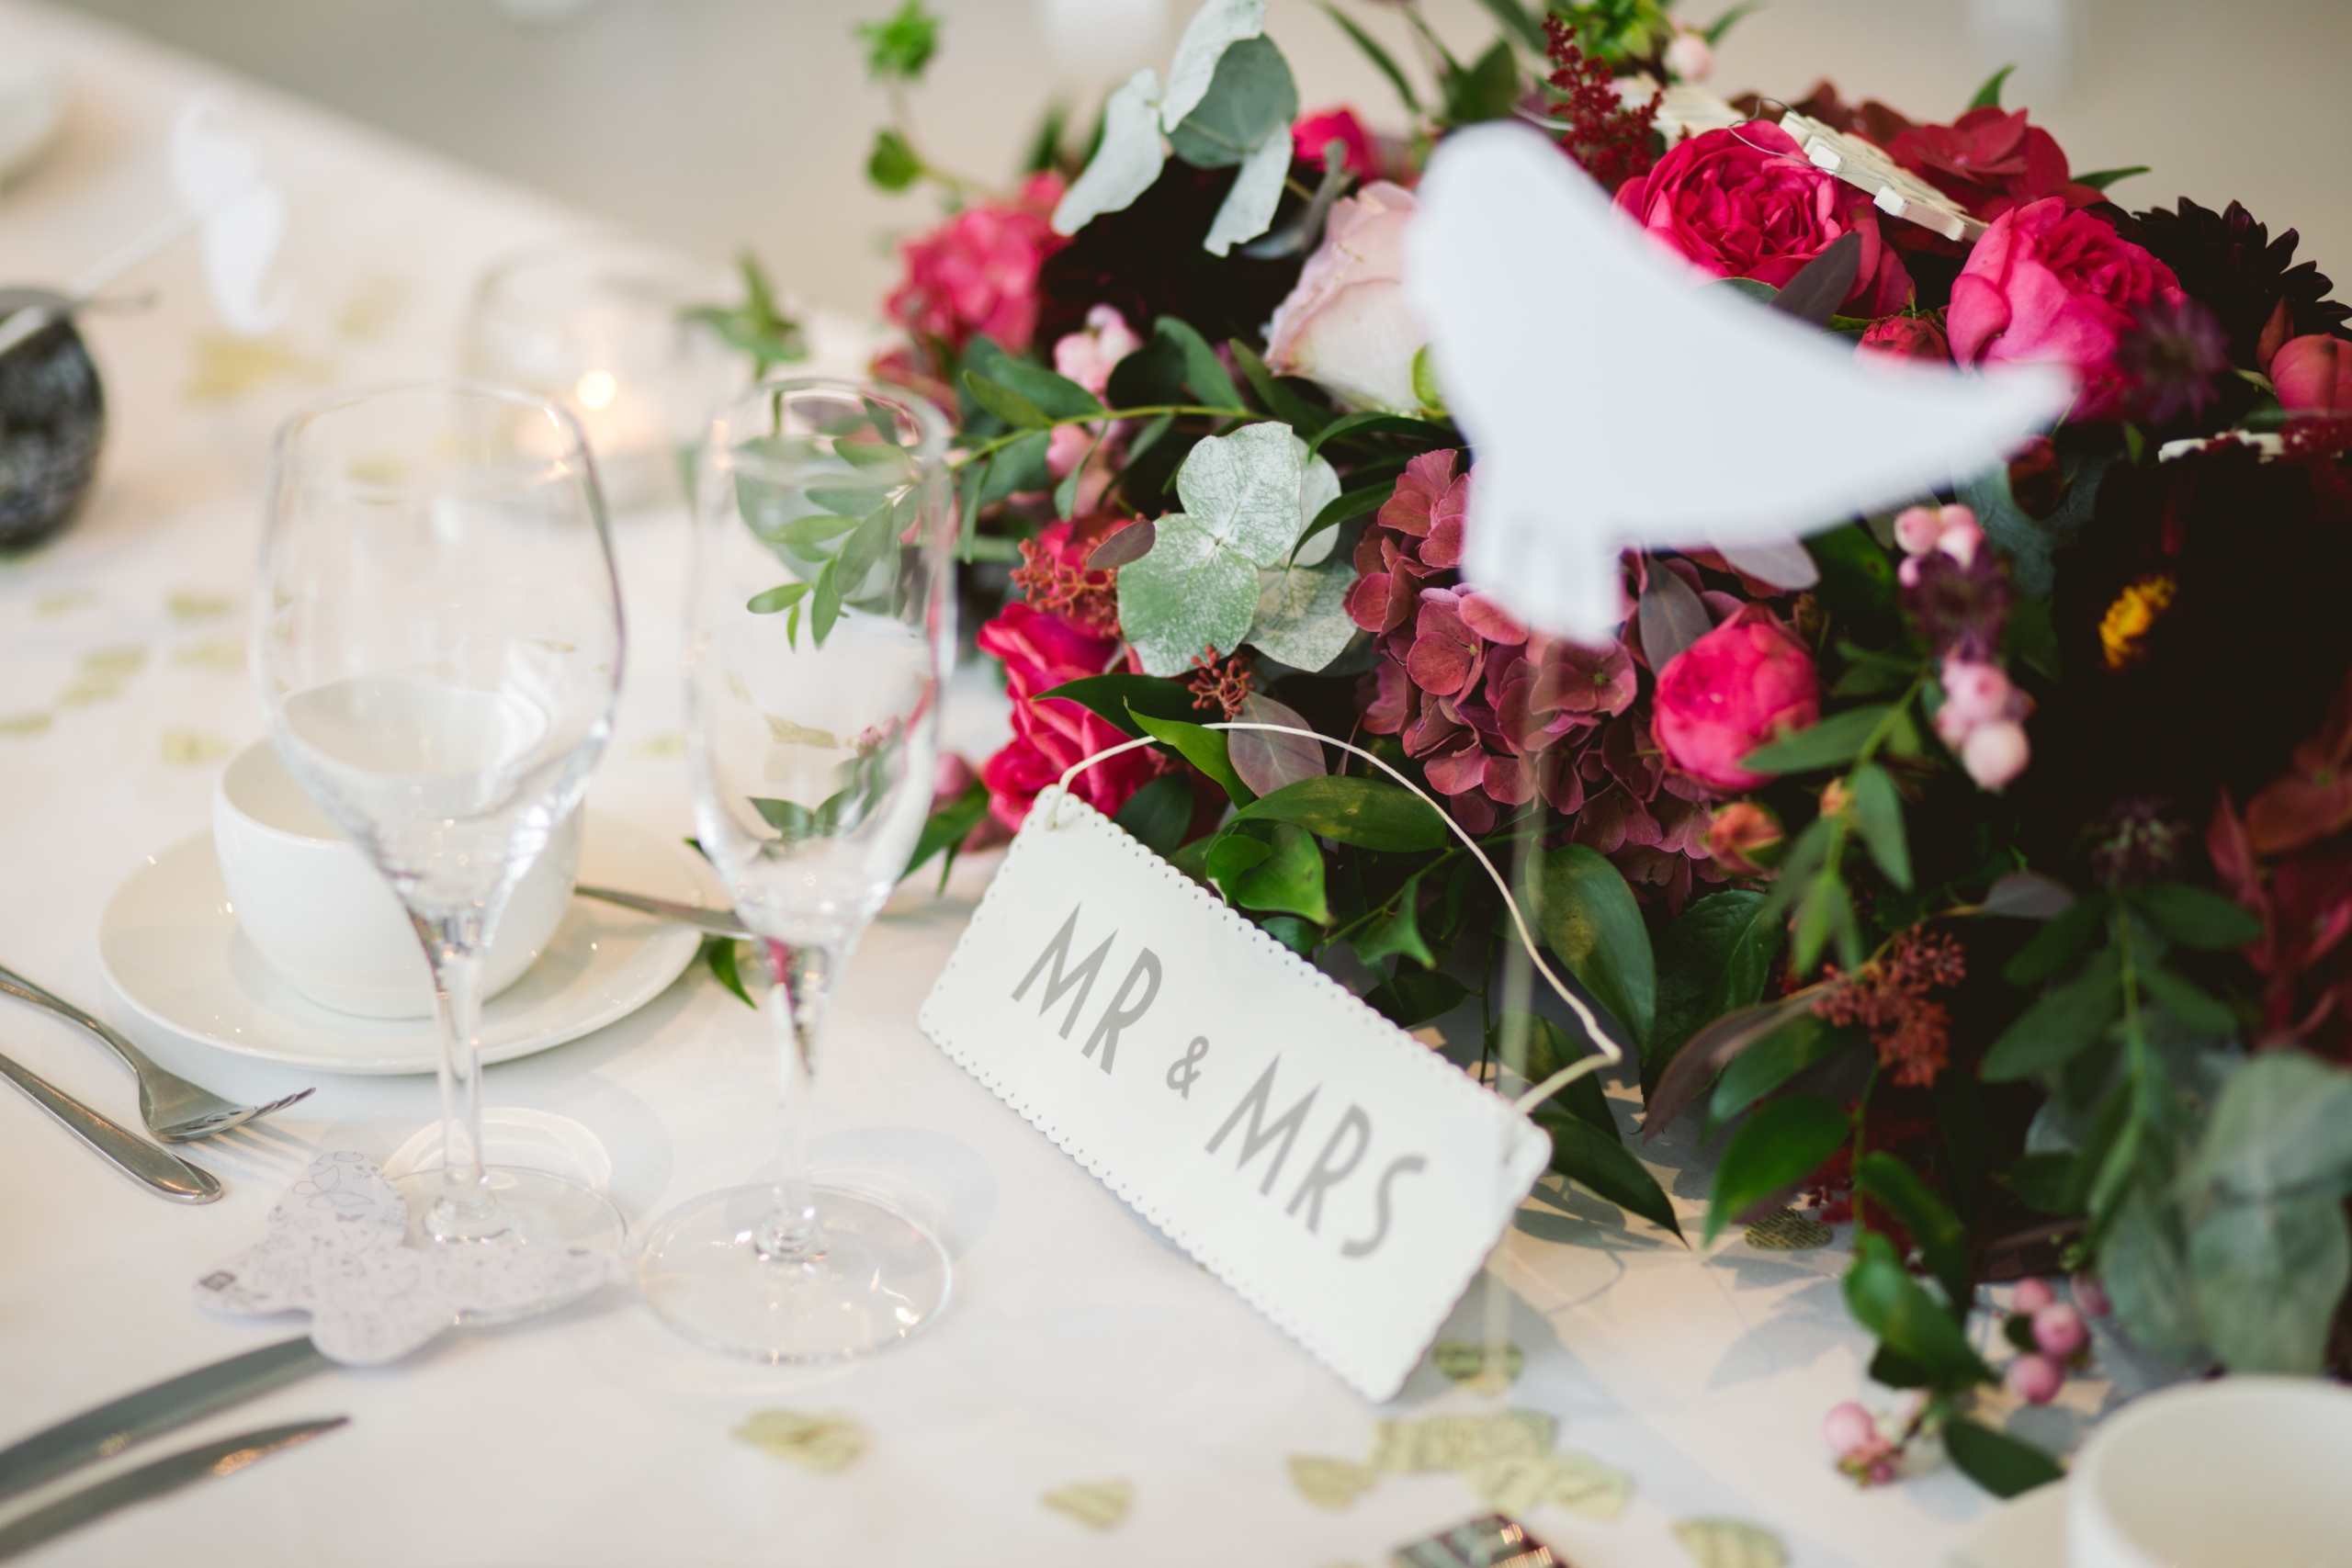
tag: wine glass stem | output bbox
[756,939,834,1262]
[415,910,502,1239]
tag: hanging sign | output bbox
[919,784,1551,1401]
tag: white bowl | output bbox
[212,739,580,1019]
[2068,1376,2352,1568]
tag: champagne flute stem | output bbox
[756,939,834,1262]
[413,909,502,1240]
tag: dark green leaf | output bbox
[1944,1418,2064,1499]
[1968,63,2016,110]
[1645,995,1814,1143]
[1466,0,1546,51]
[1134,709,1252,804]
[1229,338,1331,432]
[1317,1,1422,114]
[1707,1012,1847,1133]
[970,348,1107,421]
[2074,164,2151,192]
[1541,1113,1683,1238]
[1441,38,1520,125]
[1257,913,1319,956]
[1705,1095,1850,1243]
[1293,485,1389,560]
[1366,967,1468,1028]
[1112,773,1194,857]
[1854,1151,1971,1314]
[1740,705,1889,775]
[1352,872,1437,970]
[978,428,1051,504]
[1868,1344,1932,1389]
[1805,524,1899,626]
[866,126,922,190]
[2137,964,2237,1037]
[1983,946,2123,1081]
[700,934,758,1009]
[1153,315,1247,412]
[1226,822,1329,923]
[2001,1151,2076,1214]
[1848,761,1913,890]
[1035,673,1196,738]
[962,369,1050,429]
[1168,36,1298,169]
[2006,890,2109,985]
[1205,830,1272,884]
[1791,870,1859,976]
[747,581,812,615]
[1496,1011,1612,1138]
[1648,889,1781,1095]
[1701,1,1761,45]
[2132,881,2264,949]
[1233,775,1447,852]
[1843,1230,1996,1387]
[903,778,990,887]
[1533,845,1657,1049]
[1979,871,2076,920]
[1306,411,1454,457]
[808,555,842,643]
[1769,231,1863,327]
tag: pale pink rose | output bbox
[2271,333,2352,417]
[1052,304,1142,397]
[1264,181,1428,413]
[1663,28,1713,83]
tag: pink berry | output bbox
[2006,1352,2064,1404]
[1962,719,2031,790]
[2033,1303,2089,1359]
[1824,1402,1878,1456]
[1894,505,1943,556]
[1939,659,2013,724]
[2011,1278,2056,1314]
[2075,1275,2112,1317]
[1936,511,1984,568]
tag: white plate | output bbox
[99,815,716,1075]
[1948,1479,2065,1568]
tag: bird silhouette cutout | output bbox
[194,1151,611,1365]
[1405,122,2071,643]
[169,90,292,338]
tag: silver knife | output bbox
[0,1418,347,1561]
[0,1047,220,1203]
[0,1337,331,1505]
[575,883,749,938]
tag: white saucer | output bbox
[1948,1479,2065,1568]
[99,815,717,1075]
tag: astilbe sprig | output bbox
[1542,17,1661,193]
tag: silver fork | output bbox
[0,964,314,1142]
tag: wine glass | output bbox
[255,382,627,1255]
[637,378,956,1362]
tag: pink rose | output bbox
[885,172,1069,355]
[976,601,1158,830]
[1292,107,1379,179]
[2271,333,2351,417]
[1947,197,2187,420]
[1264,180,1427,412]
[1614,122,1912,318]
[1652,603,1821,792]
[1051,303,1142,396]
[1859,314,1951,363]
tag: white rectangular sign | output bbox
[919,784,1551,1401]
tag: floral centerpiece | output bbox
[732,0,2352,1496]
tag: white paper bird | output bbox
[1403,123,2072,643]
[168,89,291,337]
[193,1151,612,1365]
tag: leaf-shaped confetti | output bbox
[1042,1478,1131,1530]
[1117,513,1261,675]
[1372,1409,1555,1472]
[161,730,233,765]
[1465,1454,1555,1514]
[1286,1454,1379,1511]
[1248,557,1355,671]
[731,1408,864,1472]
[1674,1518,1788,1568]
[1432,1338,1524,1389]
[1545,1450,1631,1520]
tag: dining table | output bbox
[0,4,2145,1562]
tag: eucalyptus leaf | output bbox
[2101,1189,2207,1365]
[1169,35,1296,168]
[2189,1190,2351,1374]
[1249,557,1357,671]
[1159,0,1264,129]
[1052,66,1168,233]
[1117,513,1262,675]
[2188,1049,2352,1201]
[1847,762,1912,890]
[1293,456,1342,564]
[1227,694,1325,795]
[1982,946,2122,1081]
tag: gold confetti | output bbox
[1433,1338,1523,1392]
[629,733,685,759]
[337,276,410,341]
[1674,1518,1787,1568]
[35,589,94,615]
[729,1408,863,1473]
[173,639,245,672]
[161,730,233,766]
[1544,1450,1631,1520]
[1372,1409,1555,1473]
[184,334,320,403]
[83,647,146,677]
[1286,1455,1379,1511]
[55,681,123,707]
[1041,1478,1130,1530]
[167,591,235,622]
[1465,1453,1555,1515]
[765,714,840,749]
[1745,1209,1833,1250]
[0,713,51,738]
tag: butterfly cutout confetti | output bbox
[193,1150,614,1365]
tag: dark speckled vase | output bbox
[0,288,106,553]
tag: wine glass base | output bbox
[392,1166,628,1325]
[636,1183,954,1364]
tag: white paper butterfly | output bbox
[1403,122,2072,643]
[193,1151,612,1366]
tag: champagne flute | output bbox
[255,382,627,1254]
[638,378,955,1361]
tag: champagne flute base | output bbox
[636,1183,954,1363]
[392,1162,628,1311]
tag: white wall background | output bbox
[43,0,2352,321]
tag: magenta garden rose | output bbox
[1613,121,1912,318]
[1946,196,2187,419]
[1652,603,1822,792]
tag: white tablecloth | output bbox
[0,6,2079,1562]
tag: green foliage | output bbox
[1842,1231,1995,1387]
[2129,881,2265,949]
[1649,890,1781,1093]
[2075,165,2152,192]
[855,0,940,82]
[1943,1418,2064,1498]
[683,253,808,374]
[904,777,990,889]
[1366,966,1468,1028]
[1740,705,1889,775]
[1118,423,1320,674]
[1541,1112,1684,1237]
[1232,775,1448,852]
[1035,673,1195,738]
[1982,946,2122,1081]
[699,933,758,1010]
[1968,63,2016,110]
[1134,709,1252,804]
[1853,1152,1970,1312]
[1440,39,1521,126]
[1317,2,1421,114]
[1706,1011,1844,1133]
[1216,821,1330,923]
[1532,846,1657,1051]
[1495,1011,1613,1135]
[1112,773,1194,857]
[1351,870,1437,969]
[1168,36,1298,168]
[1704,1095,1850,1243]
[866,127,922,190]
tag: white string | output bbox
[1051,722,1622,1111]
